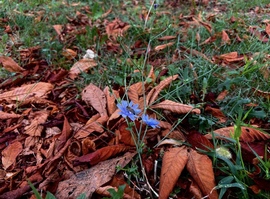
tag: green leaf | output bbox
[45,192,57,199]
[27,180,42,199]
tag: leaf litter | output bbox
[0,1,270,198]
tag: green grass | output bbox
[0,0,270,198]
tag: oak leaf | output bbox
[187,149,218,199]
[159,146,188,199]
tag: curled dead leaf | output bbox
[0,56,25,72]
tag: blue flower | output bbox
[142,114,159,128]
[117,100,141,121]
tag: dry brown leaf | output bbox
[0,111,21,120]
[68,59,97,79]
[1,141,23,170]
[221,30,230,44]
[249,26,269,43]
[253,89,270,99]
[151,100,200,114]
[216,90,228,101]
[62,49,77,60]
[105,18,130,41]
[24,110,49,136]
[82,84,107,116]
[205,106,226,123]
[56,152,136,198]
[127,82,144,106]
[187,131,214,151]
[75,114,108,139]
[266,23,270,36]
[154,42,175,51]
[104,86,119,116]
[146,75,178,105]
[187,149,218,199]
[159,146,188,199]
[0,82,53,101]
[206,126,270,142]
[0,56,25,72]
[75,144,130,166]
[158,36,177,41]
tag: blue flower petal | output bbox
[142,114,160,128]
[117,100,141,121]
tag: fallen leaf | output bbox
[205,106,227,123]
[2,141,23,170]
[62,49,77,60]
[265,23,270,36]
[104,86,118,116]
[146,75,178,105]
[82,83,107,116]
[56,152,136,198]
[0,56,25,72]
[187,131,214,151]
[0,82,53,101]
[154,42,175,51]
[0,111,21,120]
[221,30,230,44]
[159,146,188,199]
[68,59,97,79]
[249,26,269,43]
[187,149,218,199]
[24,110,49,136]
[205,126,270,142]
[151,100,200,114]
[158,36,177,41]
[75,144,130,166]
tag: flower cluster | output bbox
[117,100,159,128]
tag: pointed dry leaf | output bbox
[0,82,53,101]
[151,100,200,114]
[24,110,49,136]
[68,59,97,79]
[75,144,130,166]
[75,115,108,139]
[158,36,177,41]
[0,56,25,72]
[159,146,188,199]
[2,141,23,170]
[210,127,270,142]
[128,82,144,105]
[146,75,178,105]
[104,86,118,116]
[0,111,21,120]
[221,30,230,44]
[216,90,228,101]
[82,84,107,116]
[187,149,218,199]
[62,49,77,60]
[154,42,175,51]
[266,23,270,36]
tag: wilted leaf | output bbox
[154,42,175,51]
[151,100,200,114]
[75,144,130,166]
[158,36,177,41]
[159,146,188,199]
[0,82,53,101]
[221,30,230,44]
[146,75,178,105]
[62,49,77,60]
[2,141,23,170]
[105,18,130,41]
[187,149,218,199]
[75,114,107,139]
[216,90,228,101]
[104,86,118,116]
[0,56,25,72]
[249,26,269,43]
[0,111,21,120]
[68,59,97,79]
[56,152,136,198]
[55,116,72,151]
[265,23,270,36]
[207,126,270,142]
[187,131,214,151]
[205,106,226,123]
[128,82,144,106]
[253,89,270,99]
[24,110,49,136]
[82,84,107,116]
